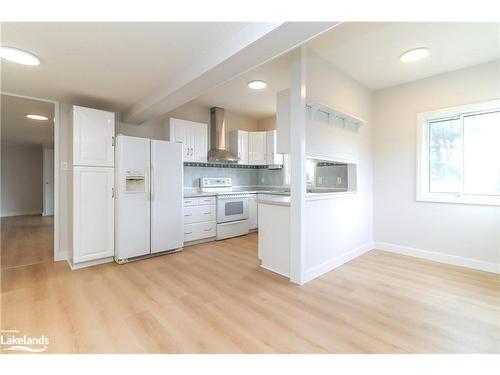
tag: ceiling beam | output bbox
[123,22,340,124]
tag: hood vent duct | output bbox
[208,107,238,163]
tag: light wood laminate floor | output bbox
[1,215,53,269]
[1,216,499,353]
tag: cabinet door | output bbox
[249,195,258,230]
[73,106,115,167]
[169,118,189,161]
[238,130,249,164]
[249,132,267,165]
[73,167,114,263]
[266,130,283,165]
[191,123,208,162]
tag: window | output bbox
[417,100,500,206]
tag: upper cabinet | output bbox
[248,131,267,165]
[169,118,208,162]
[276,89,291,154]
[73,106,115,167]
[266,130,283,166]
[228,130,249,165]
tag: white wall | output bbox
[57,102,73,261]
[303,50,374,282]
[1,143,43,217]
[373,61,500,271]
[116,114,164,140]
[257,116,276,131]
[117,101,261,150]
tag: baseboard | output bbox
[303,241,374,283]
[67,256,114,270]
[374,241,500,274]
[260,264,289,278]
[54,250,68,262]
[1,210,42,217]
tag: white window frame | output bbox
[416,99,500,206]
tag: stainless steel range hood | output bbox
[208,107,238,163]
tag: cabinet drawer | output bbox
[183,196,216,206]
[184,204,216,224]
[184,221,216,242]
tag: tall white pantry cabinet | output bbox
[70,105,115,268]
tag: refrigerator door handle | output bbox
[146,160,150,200]
[150,161,155,200]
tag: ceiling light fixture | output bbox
[0,46,40,66]
[399,47,429,63]
[26,114,49,121]
[248,80,267,90]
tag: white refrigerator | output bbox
[115,135,183,262]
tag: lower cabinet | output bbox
[183,196,216,243]
[73,166,115,264]
[249,194,258,230]
[184,221,217,242]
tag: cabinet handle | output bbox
[204,212,211,215]
[111,187,115,198]
[184,214,192,217]
[203,228,212,232]
[184,231,192,235]
[111,136,115,147]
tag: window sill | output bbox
[416,194,500,207]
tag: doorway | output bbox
[1,93,58,268]
[43,147,55,216]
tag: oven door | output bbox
[217,196,249,223]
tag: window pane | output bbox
[429,118,462,193]
[463,111,500,195]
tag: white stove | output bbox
[200,177,250,240]
[200,177,233,193]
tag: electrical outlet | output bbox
[317,176,323,184]
[337,177,342,184]
[260,177,264,183]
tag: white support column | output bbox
[289,47,307,285]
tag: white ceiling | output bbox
[190,22,499,119]
[1,22,250,111]
[1,94,54,145]
[193,52,294,119]
[307,22,500,90]
[2,22,497,123]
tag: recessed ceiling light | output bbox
[248,80,267,90]
[0,46,40,66]
[26,114,49,121]
[399,48,429,63]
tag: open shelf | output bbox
[307,103,365,131]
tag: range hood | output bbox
[208,107,238,163]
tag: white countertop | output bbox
[183,191,218,198]
[257,194,291,207]
[184,187,290,198]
